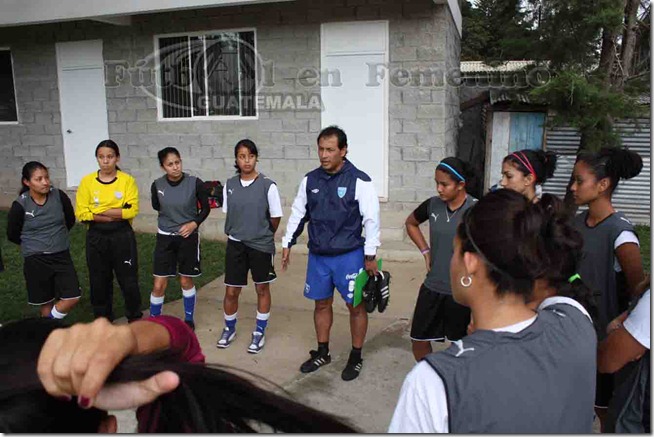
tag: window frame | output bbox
[0,47,19,125]
[153,28,258,122]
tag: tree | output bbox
[461,0,536,61]
[525,0,649,148]
[524,0,650,208]
[462,0,650,149]
[461,0,650,209]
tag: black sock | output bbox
[350,346,362,362]
[318,342,329,355]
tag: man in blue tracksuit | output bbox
[282,125,381,381]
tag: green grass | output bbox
[0,211,226,324]
[635,225,651,273]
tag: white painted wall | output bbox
[0,0,293,27]
[321,21,389,200]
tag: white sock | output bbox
[150,294,165,305]
[51,306,67,319]
[182,287,196,298]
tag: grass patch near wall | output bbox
[0,210,226,324]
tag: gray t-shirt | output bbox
[152,173,203,234]
[9,188,73,257]
[424,299,597,433]
[574,211,636,339]
[224,173,277,254]
[412,195,477,294]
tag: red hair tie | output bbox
[512,151,537,180]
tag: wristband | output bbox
[420,248,430,255]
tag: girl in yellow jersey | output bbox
[76,140,142,322]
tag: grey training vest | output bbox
[423,195,476,294]
[15,188,69,257]
[424,301,597,433]
[224,174,276,254]
[154,174,200,234]
[607,351,650,433]
[574,211,636,339]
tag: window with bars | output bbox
[0,50,18,122]
[157,30,256,119]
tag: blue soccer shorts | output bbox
[304,247,364,304]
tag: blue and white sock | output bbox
[150,294,164,317]
[255,311,270,334]
[182,287,196,321]
[225,311,238,331]
[50,305,67,319]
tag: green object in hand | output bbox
[353,258,383,307]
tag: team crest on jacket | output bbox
[337,187,347,198]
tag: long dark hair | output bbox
[576,147,643,194]
[457,189,597,316]
[233,139,258,174]
[0,318,356,433]
[536,194,598,320]
[19,161,48,194]
[503,149,557,185]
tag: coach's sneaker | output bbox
[376,271,391,313]
[341,356,363,381]
[300,349,331,373]
[216,327,236,348]
[362,275,378,314]
[247,332,265,354]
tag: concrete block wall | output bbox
[0,0,461,243]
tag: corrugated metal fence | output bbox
[542,118,651,225]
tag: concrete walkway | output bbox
[114,252,439,433]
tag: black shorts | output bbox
[224,239,276,287]
[410,284,470,342]
[24,250,81,305]
[595,372,615,408]
[153,233,201,277]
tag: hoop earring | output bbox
[460,275,472,288]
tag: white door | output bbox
[321,21,389,199]
[56,40,109,188]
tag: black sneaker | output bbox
[184,319,195,331]
[376,271,391,313]
[341,356,363,381]
[300,349,331,373]
[362,275,378,313]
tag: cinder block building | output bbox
[0,0,462,248]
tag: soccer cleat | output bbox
[216,327,236,348]
[300,349,332,373]
[362,275,378,314]
[376,271,391,313]
[341,356,363,381]
[184,319,195,331]
[247,331,266,354]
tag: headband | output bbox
[437,162,465,182]
[511,152,537,181]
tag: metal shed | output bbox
[542,118,651,225]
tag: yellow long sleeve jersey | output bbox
[75,170,139,223]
